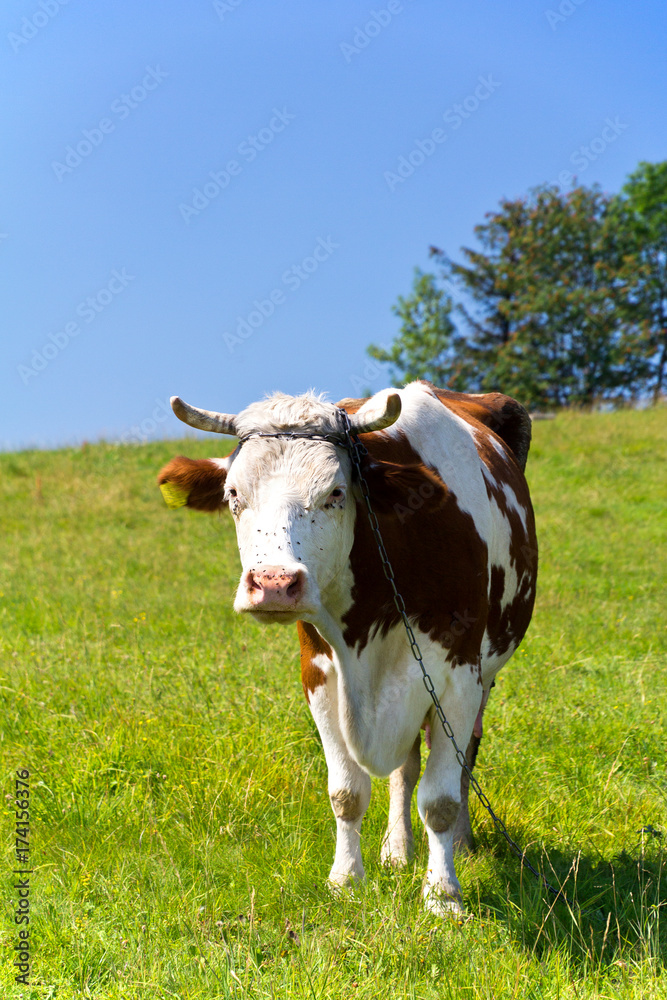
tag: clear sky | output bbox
[2,0,666,451]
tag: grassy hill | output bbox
[1,406,666,999]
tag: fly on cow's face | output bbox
[323,485,346,510]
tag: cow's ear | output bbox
[358,460,447,517]
[157,456,228,512]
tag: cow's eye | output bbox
[324,487,345,508]
[228,488,237,497]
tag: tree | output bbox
[373,180,658,409]
[443,185,649,407]
[503,185,649,407]
[367,269,465,389]
[428,197,528,391]
[613,161,667,402]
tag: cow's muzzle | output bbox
[235,565,315,620]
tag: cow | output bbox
[157,381,537,915]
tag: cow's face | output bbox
[158,390,405,626]
[224,437,355,623]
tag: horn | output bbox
[170,396,238,436]
[348,392,402,434]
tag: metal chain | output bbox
[338,408,571,908]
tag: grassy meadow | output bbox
[1,405,666,999]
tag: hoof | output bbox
[423,885,464,918]
[327,868,364,894]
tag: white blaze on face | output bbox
[225,436,355,620]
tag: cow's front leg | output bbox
[307,676,371,886]
[381,733,421,867]
[417,677,479,916]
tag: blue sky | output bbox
[2,0,666,451]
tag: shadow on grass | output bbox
[465,825,666,969]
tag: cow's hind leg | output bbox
[453,686,490,855]
[452,732,480,856]
[307,677,371,887]
[381,733,421,867]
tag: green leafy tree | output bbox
[498,185,648,407]
[442,185,648,408]
[367,269,465,388]
[428,197,528,389]
[613,161,667,402]
[371,168,666,408]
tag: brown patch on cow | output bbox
[334,403,491,657]
[430,381,539,661]
[487,560,535,658]
[474,425,538,657]
[157,456,228,512]
[355,459,447,518]
[335,396,365,415]
[330,788,362,822]
[297,620,330,698]
[487,565,507,640]
[337,391,535,662]
[339,386,532,471]
[422,795,461,833]
[424,383,532,472]
[340,431,489,657]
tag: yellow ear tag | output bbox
[159,482,189,509]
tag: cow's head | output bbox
[157,391,405,625]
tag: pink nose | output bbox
[246,566,304,608]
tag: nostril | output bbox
[246,566,305,606]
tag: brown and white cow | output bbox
[157,381,537,915]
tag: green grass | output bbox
[1,406,666,999]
